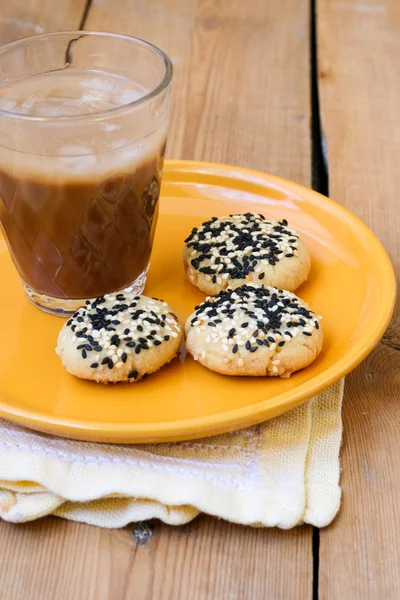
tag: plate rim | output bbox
[0,160,396,442]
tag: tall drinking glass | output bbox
[0,32,172,316]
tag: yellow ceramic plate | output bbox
[0,161,395,443]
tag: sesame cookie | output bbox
[185,284,323,378]
[56,292,183,383]
[183,214,310,295]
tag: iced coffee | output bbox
[0,33,172,315]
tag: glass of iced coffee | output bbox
[0,32,172,316]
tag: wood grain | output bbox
[83,1,313,599]
[85,0,311,184]
[0,516,313,600]
[0,0,86,43]
[317,0,400,598]
[0,1,314,599]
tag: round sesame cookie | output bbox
[183,213,310,295]
[185,284,323,378]
[56,292,183,383]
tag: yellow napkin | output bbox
[0,380,343,529]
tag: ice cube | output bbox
[79,77,117,93]
[0,98,18,112]
[111,86,143,106]
[59,145,94,156]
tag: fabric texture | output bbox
[0,380,343,529]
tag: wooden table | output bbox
[0,1,398,598]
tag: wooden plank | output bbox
[0,1,314,599]
[317,1,400,598]
[84,1,313,599]
[0,516,313,600]
[85,0,311,184]
[0,0,86,44]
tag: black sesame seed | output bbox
[245,341,251,350]
[250,346,258,353]
[258,273,265,280]
[93,346,103,352]
[164,335,170,341]
[121,353,127,363]
[315,321,319,329]
[303,331,312,336]
[81,349,87,359]
[138,337,147,344]
[137,325,143,332]
[108,359,114,369]
[241,322,249,328]
[256,339,264,346]
[84,344,92,351]
[101,357,109,365]
[124,328,130,335]
[268,336,275,343]
[135,346,141,354]
[154,340,162,346]
[140,343,149,350]
[128,370,138,380]
[232,344,238,354]
[90,362,99,368]
[278,341,285,347]
[124,337,133,342]
[126,341,136,348]
[67,319,72,326]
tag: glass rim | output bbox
[0,30,173,123]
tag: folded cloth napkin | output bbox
[0,380,343,529]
